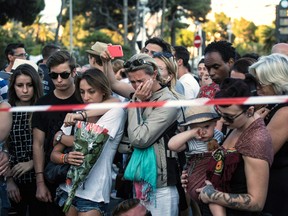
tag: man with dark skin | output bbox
[204,41,237,85]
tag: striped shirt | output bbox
[0,77,8,100]
[186,129,223,154]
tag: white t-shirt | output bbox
[179,73,200,99]
[60,107,126,203]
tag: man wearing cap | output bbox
[86,41,108,71]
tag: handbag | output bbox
[44,147,72,184]
[44,161,70,184]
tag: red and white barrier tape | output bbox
[0,96,287,112]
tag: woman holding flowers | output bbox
[50,68,126,216]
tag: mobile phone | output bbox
[108,45,124,57]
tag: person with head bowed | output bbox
[99,50,184,216]
[6,63,45,216]
[195,78,273,215]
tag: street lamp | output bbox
[69,0,73,53]
[227,22,232,43]
[139,0,148,49]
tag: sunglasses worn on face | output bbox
[123,59,153,69]
[215,106,246,123]
[49,71,71,79]
[153,52,174,59]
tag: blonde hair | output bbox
[125,53,161,81]
[249,53,288,95]
[153,55,183,99]
[112,59,124,73]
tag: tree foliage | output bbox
[0,0,45,26]
[203,12,275,56]
[62,0,211,48]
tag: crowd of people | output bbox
[0,38,287,216]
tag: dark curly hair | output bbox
[204,41,237,63]
[215,78,251,110]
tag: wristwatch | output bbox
[56,131,64,144]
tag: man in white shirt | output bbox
[174,46,200,99]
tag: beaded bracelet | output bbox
[61,153,66,164]
[64,153,68,164]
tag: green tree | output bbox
[165,0,211,45]
[0,0,45,26]
[203,12,276,56]
[203,12,230,42]
[256,24,277,54]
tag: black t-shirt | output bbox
[31,91,80,163]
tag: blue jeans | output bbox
[0,177,10,216]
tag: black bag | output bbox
[44,161,70,184]
[44,147,72,184]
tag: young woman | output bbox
[51,68,126,216]
[6,63,45,216]
[152,52,185,96]
[195,78,274,215]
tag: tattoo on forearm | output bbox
[202,184,216,197]
[209,191,262,211]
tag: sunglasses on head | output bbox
[214,106,246,123]
[153,52,174,59]
[49,71,71,79]
[123,59,153,69]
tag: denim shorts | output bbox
[56,188,107,215]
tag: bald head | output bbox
[271,43,288,56]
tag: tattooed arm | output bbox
[197,156,270,211]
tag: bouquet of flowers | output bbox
[63,121,109,213]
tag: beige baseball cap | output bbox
[86,41,108,56]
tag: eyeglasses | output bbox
[49,71,71,79]
[123,59,153,69]
[153,52,174,59]
[257,80,270,90]
[215,106,246,123]
[13,53,28,58]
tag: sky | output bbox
[40,0,62,23]
[40,0,280,25]
[210,0,280,25]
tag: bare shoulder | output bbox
[270,106,288,124]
